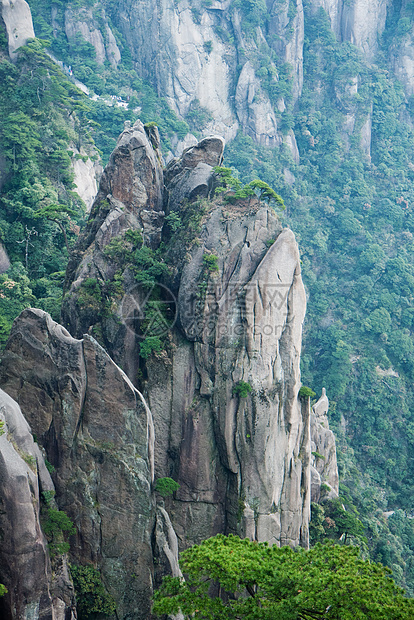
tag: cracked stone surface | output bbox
[0,308,155,620]
[0,388,76,620]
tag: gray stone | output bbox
[0,388,75,620]
[65,6,121,66]
[235,61,280,147]
[0,308,156,620]
[1,0,34,57]
[310,388,339,502]
[161,205,311,548]
[62,120,165,349]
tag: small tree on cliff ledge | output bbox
[213,167,285,211]
[153,534,414,619]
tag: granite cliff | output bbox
[33,0,414,166]
[0,124,328,618]
[0,387,76,620]
[0,308,156,620]
[62,123,311,552]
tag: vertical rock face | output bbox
[389,2,414,96]
[0,0,35,57]
[62,120,165,364]
[0,132,311,616]
[0,388,76,620]
[267,0,304,101]
[311,0,391,59]
[0,308,155,620]
[62,131,311,552]
[340,0,390,59]
[71,146,101,212]
[108,0,305,145]
[235,61,280,147]
[65,6,121,66]
[310,388,339,502]
[163,208,310,548]
[73,119,164,253]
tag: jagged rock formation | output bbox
[62,120,165,376]
[160,213,310,548]
[62,126,224,380]
[0,308,156,620]
[0,0,34,57]
[0,127,312,616]
[310,388,339,502]
[62,128,311,551]
[0,388,76,620]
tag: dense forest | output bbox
[1,0,414,604]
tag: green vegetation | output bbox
[42,507,76,556]
[310,498,365,547]
[0,38,87,341]
[71,564,116,619]
[221,3,414,593]
[28,0,190,162]
[42,489,56,504]
[213,167,285,210]
[2,0,414,599]
[154,477,180,498]
[298,385,316,399]
[139,336,163,359]
[153,533,414,619]
[202,253,219,273]
[233,381,253,398]
[45,459,56,474]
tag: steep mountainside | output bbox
[0,123,320,618]
[62,123,311,550]
[2,0,414,608]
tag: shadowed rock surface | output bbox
[0,388,76,620]
[60,129,311,555]
[0,132,311,617]
[0,309,155,620]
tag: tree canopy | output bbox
[153,534,414,619]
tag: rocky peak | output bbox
[165,135,225,211]
[73,119,164,255]
[62,120,165,351]
[0,124,318,616]
[164,135,225,185]
[0,0,35,57]
[310,388,339,502]
[168,206,310,547]
[61,127,311,551]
